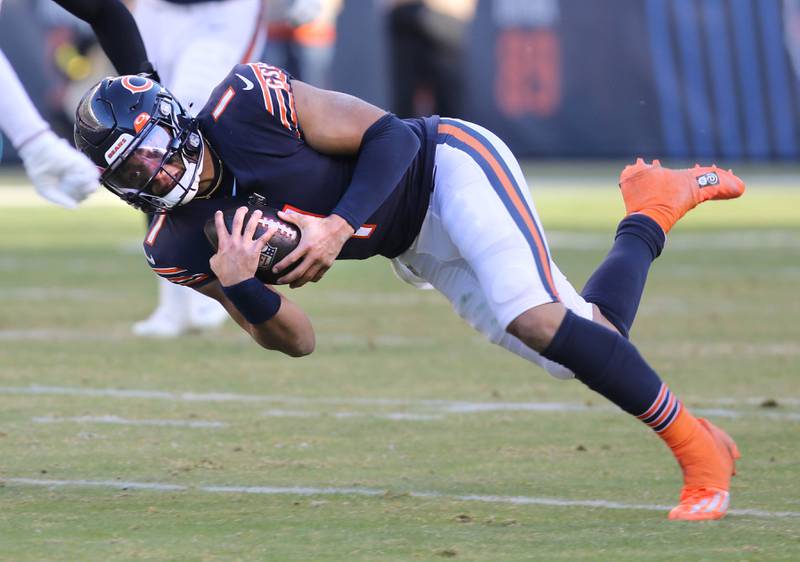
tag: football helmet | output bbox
[74,75,204,212]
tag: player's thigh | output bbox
[396,251,580,379]
[429,120,566,329]
[438,118,552,245]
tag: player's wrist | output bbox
[17,128,54,156]
[217,269,255,287]
[221,277,281,325]
[327,213,356,240]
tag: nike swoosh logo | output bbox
[145,252,156,265]
[235,73,254,91]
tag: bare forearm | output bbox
[0,51,49,148]
[291,80,385,154]
[197,282,315,356]
[245,296,315,356]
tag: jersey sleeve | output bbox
[245,63,303,140]
[142,213,215,288]
[203,63,303,148]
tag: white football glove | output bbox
[286,0,323,26]
[18,130,99,209]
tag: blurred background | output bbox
[2,0,800,164]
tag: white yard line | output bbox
[32,415,226,428]
[692,408,800,421]
[0,330,133,342]
[4,477,798,519]
[0,384,588,408]
[0,288,106,301]
[263,409,443,421]
[0,330,429,347]
[2,385,799,422]
[703,396,800,407]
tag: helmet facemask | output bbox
[101,94,205,212]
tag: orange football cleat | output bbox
[668,418,741,521]
[619,159,745,233]
[668,488,730,521]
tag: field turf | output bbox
[1,163,799,561]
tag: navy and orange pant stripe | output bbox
[436,118,560,302]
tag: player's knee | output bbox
[506,302,567,353]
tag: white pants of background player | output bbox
[133,0,265,337]
[394,119,593,379]
[0,43,97,208]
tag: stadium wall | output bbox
[2,0,799,162]
[334,0,800,160]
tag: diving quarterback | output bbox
[74,67,744,521]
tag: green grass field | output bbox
[1,163,799,561]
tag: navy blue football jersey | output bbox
[143,62,438,288]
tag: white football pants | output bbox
[395,119,593,379]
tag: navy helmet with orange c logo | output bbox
[74,75,205,213]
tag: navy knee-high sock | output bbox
[581,214,665,338]
[542,311,680,432]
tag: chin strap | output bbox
[163,145,203,208]
[194,140,225,201]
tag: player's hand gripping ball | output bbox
[204,196,301,284]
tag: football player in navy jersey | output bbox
[75,66,746,521]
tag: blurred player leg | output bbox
[262,0,332,87]
[132,277,191,337]
[168,4,265,112]
[132,0,265,336]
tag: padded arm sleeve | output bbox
[0,50,49,148]
[331,113,420,231]
[53,0,151,75]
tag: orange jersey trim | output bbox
[282,204,376,239]
[249,63,274,114]
[152,267,186,275]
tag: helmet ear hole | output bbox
[186,132,202,156]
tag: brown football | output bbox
[204,199,301,285]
